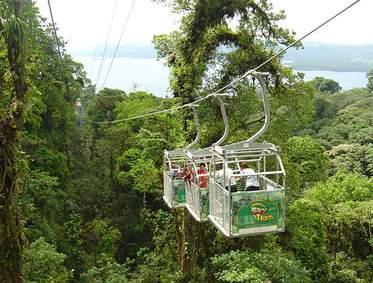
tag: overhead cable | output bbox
[47,0,63,63]
[100,0,137,88]
[210,0,362,95]
[91,0,361,125]
[47,0,71,96]
[95,0,119,87]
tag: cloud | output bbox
[271,0,373,45]
[35,0,372,52]
[35,0,177,51]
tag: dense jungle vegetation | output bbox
[0,0,372,282]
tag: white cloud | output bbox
[34,0,373,52]
[271,0,373,45]
[34,0,178,51]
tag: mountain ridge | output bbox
[71,42,373,72]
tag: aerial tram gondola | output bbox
[208,72,286,237]
[163,106,201,208]
[183,98,227,222]
[184,147,211,221]
[163,148,187,208]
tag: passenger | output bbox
[197,163,209,188]
[182,163,194,188]
[171,163,181,179]
[216,164,237,192]
[240,162,260,191]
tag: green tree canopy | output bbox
[309,76,342,94]
[23,237,71,282]
[367,69,373,92]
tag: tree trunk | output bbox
[179,209,193,276]
[0,1,28,281]
[175,209,189,275]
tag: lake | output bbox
[75,56,170,96]
[298,70,368,91]
[75,56,368,96]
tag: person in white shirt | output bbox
[240,162,260,191]
[216,164,237,192]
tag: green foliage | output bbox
[0,1,31,279]
[313,89,372,146]
[21,170,61,242]
[286,173,373,281]
[286,198,329,279]
[81,260,130,283]
[367,69,373,92]
[309,76,342,94]
[83,219,121,266]
[117,148,161,193]
[5,14,25,58]
[211,249,311,283]
[314,95,337,120]
[1,0,371,281]
[130,247,181,282]
[284,136,329,197]
[328,144,373,177]
[23,237,71,282]
[327,252,371,283]
[0,0,99,278]
[306,172,372,206]
[86,88,125,124]
[24,87,47,131]
[154,0,296,97]
[32,145,68,180]
[60,213,85,278]
[113,91,185,195]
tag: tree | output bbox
[23,237,71,282]
[283,136,329,198]
[81,260,130,283]
[2,0,371,280]
[0,0,91,278]
[316,88,373,146]
[0,0,28,280]
[211,249,311,283]
[367,69,373,92]
[20,170,61,243]
[286,172,373,281]
[309,76,342,94]
[328,144,373,177]
[86,88,125,126]
[60,213,85,279]
[152,1,315,276]
[83,219,121,267]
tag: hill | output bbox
[72,42,373,73]
[283,42,373,72]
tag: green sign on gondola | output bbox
[173,179,186,203]
[237,200,279,228]
[231,190,284,234]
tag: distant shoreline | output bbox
[74,55,367,96]
[286,65,371,73]
[72,42,373,74]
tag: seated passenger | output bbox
[171,163,181,179]
[197,163,208,188]
[216,164,237,192]
[240,162,260,191]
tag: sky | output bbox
[34,0,373,52]
[33,0,371,94]
[35,0,177,51]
